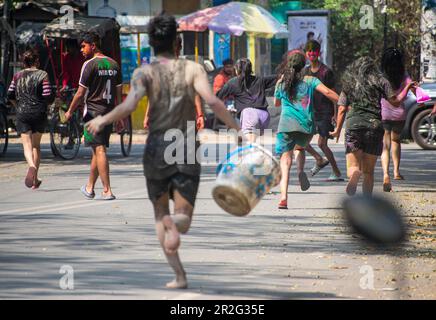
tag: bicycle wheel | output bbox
[50,114,81,160]
[119,115,132,157]
[0,111,8,157]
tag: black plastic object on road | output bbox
[342,195,406,245]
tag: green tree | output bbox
[302,0,422,82]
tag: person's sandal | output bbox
[81,185,95,200]
[32,179,42,190]
[310,160,330,177]
[278,200,288,209]
[298,172,311,191]
[98,193,116,201]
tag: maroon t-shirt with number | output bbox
[79,55,122,116]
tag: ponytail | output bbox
[282,50,306,100]
[235,58,253,92]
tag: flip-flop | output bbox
[98,193,116,201]
[32,179,42,190]
[278,200,288,209]
[310,160,330,177]
[25,167,37,188]
[298,171,310,191]
[326,174,344,182]
[394,175,404,181]
[80,185,95,200]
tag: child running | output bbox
[380,48,415,192]
[217,58,277,143]
[274,50,339,209]
[330,57,416,196]
[86,14,240,289]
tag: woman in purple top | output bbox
[380,48,415,192]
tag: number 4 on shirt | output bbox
[103,79,112,104]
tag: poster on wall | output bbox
[288,15,329,65]
[421,0,436,82]
[214,33,231,68]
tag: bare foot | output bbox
[346,170,362,196]
[166,278,188,289]
[383,176,392,192]
[162,215,180,254]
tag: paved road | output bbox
[0,134,435,299]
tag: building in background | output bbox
[421,0,436,82]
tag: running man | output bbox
[302,40,342,181]
[143,34,205,131]
[86,14,240,289]
[65,32,122,200]
[7,50,54,189]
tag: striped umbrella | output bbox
[177,1,288,39]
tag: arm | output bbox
[315,83,339,105]
[330,105,348,142]
[431,101,436,116]
[386,81,417,108]
[6,77,16,103]
[216,80,234,101]
[86,68,147,135]
[329,91,349,142]
[194,95,205,130]
[194,66,240,132]
[65,86,87,121]
[42,75,54,105]
[264,75,278,90]
[143,102,150,129]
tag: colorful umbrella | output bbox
[177,1,288,39]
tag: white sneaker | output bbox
[327,173,343,182]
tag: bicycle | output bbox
[49,88,133,160]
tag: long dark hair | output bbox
[342,56,383,103]
[235,58,253,91]
[381,47,406,90]
[281,50,306,100]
